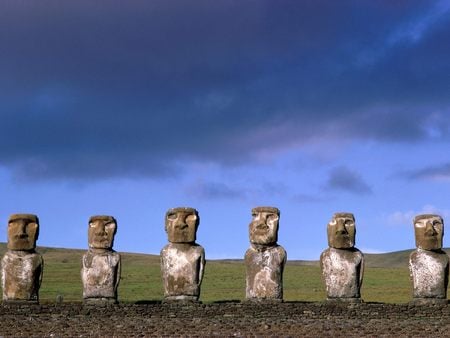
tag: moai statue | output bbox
[320,212,364,302]
[1,214,43,303]
[160,207,205,302]
[245,207,287,301]
[81,215,121,304]
[409,214,449,305]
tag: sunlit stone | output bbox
[320,212,364,302]
[161,207,205,301]
[81,215,121,304]
[245,207,286,301]
[1,214,43,303]
[409,214,449,305]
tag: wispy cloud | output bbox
[359,247,386,254]
[186,180,246,200]
[404,163,450,182]
[324,166,372,195]
[386,205,450,226]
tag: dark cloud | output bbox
[325,166,372,195]
[0,1,449,180]
[404,163,450,181]
[187,181,246,200]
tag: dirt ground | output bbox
[0,301,449,337]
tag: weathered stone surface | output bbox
[409,214,449,304]
[327,212,355,249]
[320,248,363,300]
[1,251,43,302]
[320,212,364,301]
[245,207,286,301]
[161,207,205,301]
[1,214,43,303]
[165,207,199,243]
[7,214,39,251]
[414,214,444,251]
[82,251,121,301]
[161,243,205,301]
[249,206,280,246]
[88,215,117,250]
[82,215,120,303]
[245,245,286,300]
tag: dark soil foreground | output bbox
[0,301,449,337]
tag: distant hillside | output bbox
[1,243,448,269]
[363,250,413,268]
[0,243,160,263]
[227,248,450,269]
[289,249,450,268]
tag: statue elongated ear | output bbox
[32,222,39,241]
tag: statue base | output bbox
[163,295,200,303]
[325,297,363,303]
[2,299,39,306]
[410,298,448,306]
[83,298,118,306]
[244,298,283,304]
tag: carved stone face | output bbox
[414,214,443,250]
[327,212,355,249]
[249,207,280,246]
[165,207,199,243]
[7,214,39,251]
[88,215,117,250]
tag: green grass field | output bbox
[0,244,447,304]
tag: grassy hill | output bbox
[0,243,448,304]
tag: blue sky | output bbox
[1,1,450,259]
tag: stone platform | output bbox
[0,301,449,337]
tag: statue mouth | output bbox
[254,230,269,237]
[93,237,109,244]
[422,237,439,244]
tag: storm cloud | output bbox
[1,0,449,180]
[325,166,372,195]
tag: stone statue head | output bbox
[7,214,39,251]
[165,207,199,243]
[88,215,117,250]
[414,214,443,251]
[249,206,280,246]
[327,212,356,249]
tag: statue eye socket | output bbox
[186,214,197,223]
[105,223,115,230]
[167,213,177,220]
[433,221,442,228]
[344,220,354,226]
[89,222,96,228]
[267,214,277,222]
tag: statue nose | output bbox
[18,221,28,235]
[95,225,106,235]
[256,222,268,229]
[336,221,347,234]
[175,219,188,229]
[425,222,437,235]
